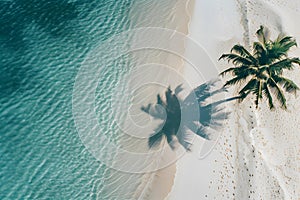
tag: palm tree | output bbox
[219,26,300,109]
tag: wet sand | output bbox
[123,0,196,199]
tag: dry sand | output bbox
[167,0,300,199]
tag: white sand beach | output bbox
[149,0,300,199]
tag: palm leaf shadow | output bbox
[141,79,232,151]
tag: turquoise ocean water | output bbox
[0,0,179,199]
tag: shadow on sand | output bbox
[141,79,238,151]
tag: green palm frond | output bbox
[253,42,267,59]
[219,53,252,66]
[269,58,300,74]
[268,78,287,109]
[276,35,293,44]
[251,80,263,108]
[231,44,258,63]
[219,67,236,76]
[277,36,297,51]
[273,75,299,94]
[268,36,297,60]
[277,35,297,47]
[256,25,270,45]
[262,82,275,110]
[238,78,258,95]
[237,66,258,76]
[224,74,249,87]
[220,66,257,77]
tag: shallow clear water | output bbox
[0,0,178,199]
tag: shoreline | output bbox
[124,0,197,199]
[102,0,196,198]
[138,0,196,199]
